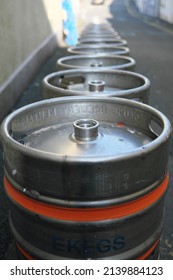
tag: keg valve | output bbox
[88,80,105,92]
[73,119,99,141]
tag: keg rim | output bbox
[78,38,127,44]
[57,54,135,70]
[43,68,150,98]
[67,45,130,55]
[80,33,119,38]
[76,43,128,48]
[81,30,117,35]
[1,96,172,163]
[68,45,129,50]
[78,35,122,41]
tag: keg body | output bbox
[81,23,115,34]
[77,39,127,46]
[42,69,150,103]
[9,196,164,260]
[1,97,172,259]
[57,54,135,71]
[81,31,119,37]
[79,34,121,39]
[78,35,122,41]
[67,45,130,56]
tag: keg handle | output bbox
[88,80,105,92]
[90,62,103,67]
[149,118,163,137]
[73,119,99,141]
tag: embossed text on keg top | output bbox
[62,104,108,115]
[113,106,141,120]
[12,103,141,132]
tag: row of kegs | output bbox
[1,22,172,260]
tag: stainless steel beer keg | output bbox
[67,45,130,56]
[80,30,119,37]
[78,38,127,46]
[79,32,120,38]
[79,35,122,40]
[82,23,115,34]
[57,54,135,71]
[82,22,114,32]
[43,69,150,103]
[1,97,171,260]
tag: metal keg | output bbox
[82,23,115,32]
[80,31,119,37]
[80,34,120,37]
[67,45,130,56]
[79,35,122,40]
[57,54,135,71]
[80,28,119,35]
[78,38,127,46]
[42,69,150,103]
[1,96,172,260]
[79,30,120,39]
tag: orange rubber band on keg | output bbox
[16,243,34,260]
[136,239,159,260]
[4,174,168,222]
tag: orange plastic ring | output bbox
[16,243,34,260]
[137,240,159,260]
[4,174,168,222]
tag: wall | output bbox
[0,0,63,122]
[135,0,159,17]
[135,0,144,12]
[160,0,173,24]
[135,0,173,23]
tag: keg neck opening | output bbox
[90,62,103,67]
[88,80,105,92]
[73,119,99,141]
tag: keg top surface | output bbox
[77,40,127,47]
[21,120,152,156]
[1,97,171,162]
[80,33,120,38]
[79,35,122,41]
[43,69,149,102]
[78,38,126,44]
[57,54,135,70]
[67,45,130,55]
